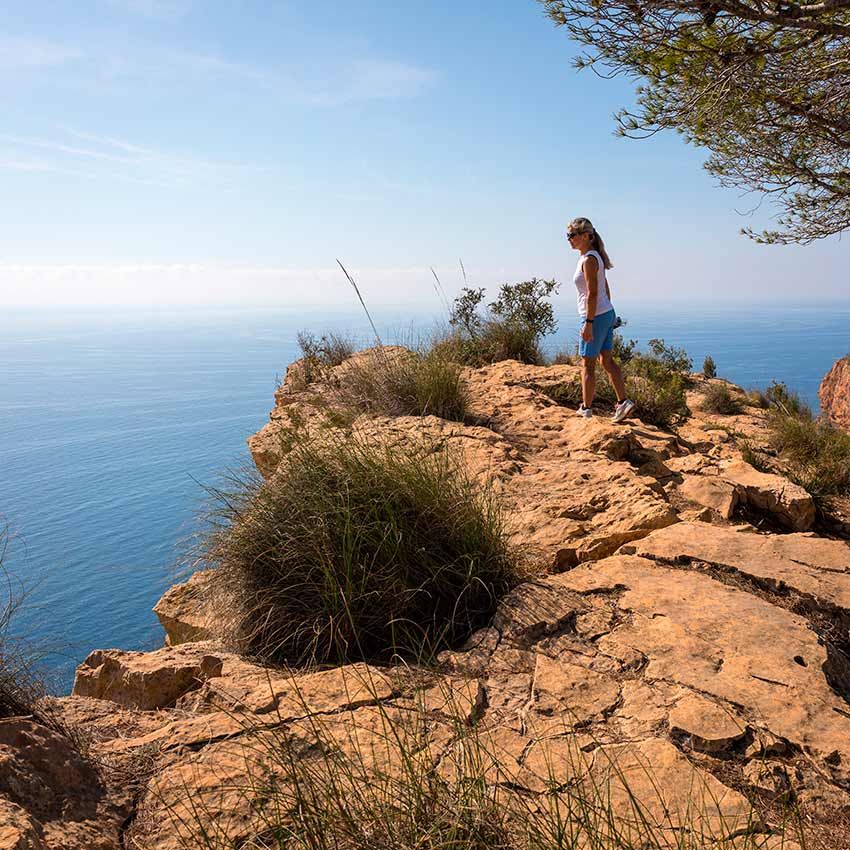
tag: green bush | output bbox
[534,337,690,430]
[294,331,357,387]
[625,352,690,428]
[701,383,743,415]
[703,355,717,378]
[767,407,850,503]
[203,435,520,666]
[447,279,559,366]
[646,338,693,374]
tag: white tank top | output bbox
[573,249,613,318]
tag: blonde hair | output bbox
[568,217,613,270]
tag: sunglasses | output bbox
[567,231,583,239]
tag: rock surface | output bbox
[820,354,850,433]
[4,353,849,849]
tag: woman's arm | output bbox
[582,254,599,342]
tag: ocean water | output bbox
[2,303,848,692]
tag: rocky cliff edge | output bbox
[4,354,850,850]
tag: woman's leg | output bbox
[600,350,627,402]
[581,356,596,407]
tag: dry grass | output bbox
[200,433,520,666]
[156,673,806,850]
[700,384,744,416]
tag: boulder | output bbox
[622,522,850,618]
[153,569,215,645]
[0,718,128,850]
[678,474,739,518]
[72,643,224,710]
[719,460,815,531]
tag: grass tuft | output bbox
[700,384,744,416]
[202,434,519,666]
[337,347,469,422]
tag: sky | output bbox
[1,0,847,309]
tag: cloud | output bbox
[0,264,449,308]
[0,37,82,70]
[104,0,192,19]
[0,156,50,171]
[0,127,260,188]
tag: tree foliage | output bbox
[539,0,850,243]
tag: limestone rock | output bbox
[0,718,128,850]
[819,355,850,433]
[678,474,739,519]
[668,692,748,753]
[153,569,215,645]
[556,555,850,782]
[719,460,815,531]
[72,643,225,710]
[622,522,850,618]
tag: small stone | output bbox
[668,693,748,753]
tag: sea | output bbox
[2,302,849,692]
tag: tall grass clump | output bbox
[202,434,519,666]
[763,383,850,504]
[440,278,559,366]
[336,347,469,423]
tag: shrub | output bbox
[611,331,638,365]
[447,279,559,366]
[203,434,519,666]
[548,348,579,365]
[701,383,743,416]
[536,340,689,430]
[625,352,690,428]
[703,355,717,378]
[646,338,693,374]
[767,407,850,502]
[295,331,357,386]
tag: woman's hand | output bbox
[582,321,594,343]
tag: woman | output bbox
[567,217,635,423]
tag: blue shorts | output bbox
[579,309,617,358]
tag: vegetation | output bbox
[166,679,802,850]
[701,383,743,416]
[294,332,357,387]
[540,1,850,244]
[703,355,717,379]
[444,278,560,366]
[202,433,520,666]
[333,347,469,423]
[0,529,46,722]
[537,336,690,430]
[763,386,850,504]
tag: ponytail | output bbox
[591,231,614,270]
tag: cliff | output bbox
[3,353,850,850]
[819,354,850,432]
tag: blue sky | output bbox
[1,0,847,308]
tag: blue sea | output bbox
[2,303,849,692]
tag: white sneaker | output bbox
[576,404,593,419]
[612,399,636,423]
